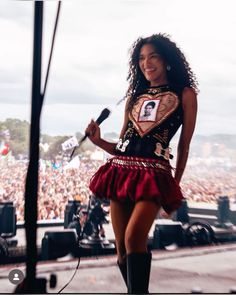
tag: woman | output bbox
[85,33,198,293]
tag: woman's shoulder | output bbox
[170,85,195,99]
[181,87,198,109]
[182,86,197,97]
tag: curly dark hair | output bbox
[126,33,199,110]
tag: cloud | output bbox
[40,102,125,136]
[0,0,236,135]
[0,1,32,25]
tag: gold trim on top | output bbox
[111,158,171,173]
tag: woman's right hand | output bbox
[85,119,101,145]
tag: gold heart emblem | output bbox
[129,91,179,137]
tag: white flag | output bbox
[64,155,80,170]
[61,136,78,151]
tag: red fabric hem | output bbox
[89,156,183,214]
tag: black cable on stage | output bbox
[58,257,81,293]
[23,2,99,292]
[23,2,95,292]
[57,197,92,293]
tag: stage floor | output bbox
[0,243,236,293]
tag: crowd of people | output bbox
[0,157,101,221]
[0,157,236,221]
[181,164,236,205]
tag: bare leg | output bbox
[110,199,134,263]
[125,200,161,253]
[124,201,160,293]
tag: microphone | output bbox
[70,108,111,160]
[80,107,111,143]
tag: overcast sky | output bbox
[0,0,236,138]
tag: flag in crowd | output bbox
[0,142,10,156]
[64,155,80,170]
[61,136,78,151]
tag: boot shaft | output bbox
[127,252,152,294]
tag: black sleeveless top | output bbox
[115,85,183,160]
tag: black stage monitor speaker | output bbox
[153,220,184,249]
[0,202,17,237]
[176,199,189,224]
[41,229,77,260]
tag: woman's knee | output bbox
[124,201,160,252]
[124,229,147,252]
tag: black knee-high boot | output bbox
[127,252,152,294]
[117,259,127,287]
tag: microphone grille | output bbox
[101,108,111,118]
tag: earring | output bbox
[166,65,171,71]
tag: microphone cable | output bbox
[57,257,81,293]
[57,97,127,290]
[57,196,95,293]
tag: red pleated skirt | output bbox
[89,155,183,214]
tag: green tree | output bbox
[44,135,70,160]
[0,118,30,157]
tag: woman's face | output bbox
[138,43,168,87]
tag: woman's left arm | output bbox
[174,87,198,184]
